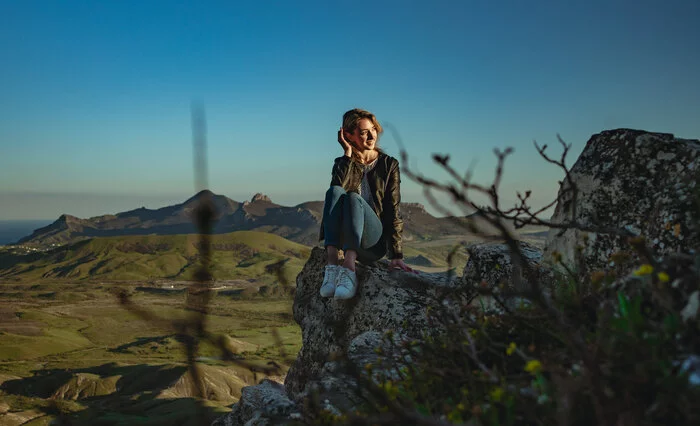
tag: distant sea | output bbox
[0,220,53,245]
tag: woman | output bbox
[319,108,415,300]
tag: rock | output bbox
[404,254,433,267]
[460,241,555,312]
[250,193,272,203]
[284,247,463,403]
[212,379,299,426]
[544,129,700,275]
[680,355,700,387]
[681,291,700,323]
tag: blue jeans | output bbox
[323,185,386,263]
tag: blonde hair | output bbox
[342,108,384,163]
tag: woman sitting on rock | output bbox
[319,108,415,300]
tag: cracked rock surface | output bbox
[544,129,700,274]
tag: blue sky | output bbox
[1,0,698,220]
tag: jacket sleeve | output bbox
[384,159,404,259]
[330,155,352,188]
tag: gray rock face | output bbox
[211,379,298,426]
[285,247,462,401]
[544,129,700,274]
[460,241,554,312]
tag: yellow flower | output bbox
[524,359,543,375]
[490,387,504,402]
[456,403,465,411]
[657,272,670,282]
[383,381,398,399]
[506,342,516,356]
[633,264,654,276]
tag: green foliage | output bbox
[310,252,700,425]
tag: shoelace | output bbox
[322,266,338,285]
[336,268,356,289]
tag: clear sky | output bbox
[1,0,698,220]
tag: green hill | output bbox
[0,231,311,282]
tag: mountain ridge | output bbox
[14,191,466,247]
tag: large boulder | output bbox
[460,241,556,312]
[211,379,298,426]
[544,129,700,275]
[285,247,463,401]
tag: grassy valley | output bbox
[0,227,547,424]
[0,231,308,424]
[0,281,299,425]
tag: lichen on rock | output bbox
[544,129,700,275]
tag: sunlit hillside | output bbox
[0,231,311,283]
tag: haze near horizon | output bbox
[1,0,698,221]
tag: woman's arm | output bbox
[385,159,415,272]
[329,128,354,187]
[385,158,404,259]
[330,155,352,188]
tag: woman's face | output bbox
[345,118,378,152]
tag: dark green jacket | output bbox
[318,152,404,259]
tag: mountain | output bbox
[1,231,310,281]
[13,191,470,248]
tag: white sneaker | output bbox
[334,267,357,300]
[320,265,340,297]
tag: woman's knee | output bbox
[325,186,348,208]
[326,185,346,197]
[346,192,365,205]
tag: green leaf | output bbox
[415,403,430,416]
[663,313,679,332]
[617,291,629,318]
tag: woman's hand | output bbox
[389,258,417,273]
[337,128,353,157]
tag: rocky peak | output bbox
[57,214,78,221]
[56,214,82,225]
[194,189,214,198]
[250,193,272,203]
[183,189,216,206]
[401,202,427,212]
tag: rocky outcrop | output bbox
[544,129,700,274]
[285,247,463,401]
[211,380,298,426]
[461,241,555,312]
[404,254,434,266]
[250,193,272,203]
